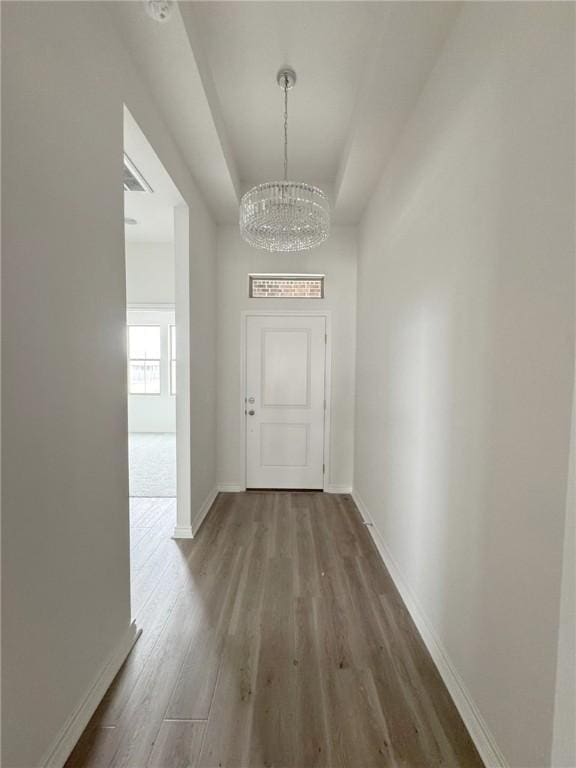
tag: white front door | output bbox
[245,315,326,489]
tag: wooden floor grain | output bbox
[66,492,484,768]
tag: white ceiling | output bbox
[188,2,379,189]
[112,1,459,225]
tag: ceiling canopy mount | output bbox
[276,68,296,90]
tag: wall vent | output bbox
[123,153,153,193]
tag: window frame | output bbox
[248,273,325,299]
[127,324,162,396]
[169,324,176,396]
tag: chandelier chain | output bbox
[283,75,289,181]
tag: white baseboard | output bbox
[217,484,354,494]
[325,484,353,494]
[217,483,244,493]
[41,621,141,768]
[173,486,218,539]
[352,490,508,768]
[192,486,218,536]
[216,484,353,494]
[172,525,195,539]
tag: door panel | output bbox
[246,315,326,489]
[262,329,310,407]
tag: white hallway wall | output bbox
[125,241,175,305]
[1,3,217,766]
[216,225,356,491]
[126,242,176,433]
[354,4,574,768]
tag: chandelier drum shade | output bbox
[239,68,330,253]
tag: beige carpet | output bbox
[129,432,176,497]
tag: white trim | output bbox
[351,490,508,768]
[325,484,353,494]
[239,313,247,492]
[173,205,192,540]
[552,344,576,765]
[173,486,218,539]
[217,483,350,495]
[40,622,141,768]
[239,310,333,492]
[192,486,218,536]
[126,302,175,313]
[172,525,195,539]
[249,273,325,278]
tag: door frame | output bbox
[239,310,332,492]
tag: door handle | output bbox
[248,409,255,416]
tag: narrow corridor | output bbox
[67,492,483,767]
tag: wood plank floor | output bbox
[66,492,484,768]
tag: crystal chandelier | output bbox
[239,69,330,252]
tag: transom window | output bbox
[249,274,325,299]
[128,325,161,394]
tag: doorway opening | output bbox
[123,107,189,616]
[127,308,176,498]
